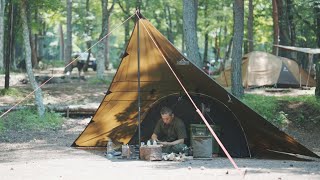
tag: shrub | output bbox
[0,109,63,133]
[0,88,23,97]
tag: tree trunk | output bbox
[287,0,295,46]
[29,34,38,67]
[4,0,13,89]
[203,33,209,63]
[183,0,202,68]
[231,0,244,98]
[124,17,130,44]
[21,0,45,116]
[96,0,115,79]
[96,0,108,79]
[224,37,233,70]
[104,19,110,70]
[316,61,320,98]
[83,0,92,71]
[28,6,38,67]
[218,25,222,60]
[214,32,219,61]
[38,22,45,60]
[272,0,279,55]
[223,16,229,61]
[59,24,64,61]
[277,0,291,58]
[247,0,254,53]
[182,29,185,53]
[203,0,208,63]
[65,0,72,73]
[96,43,105,79]
[165,5,174,44]
[117,0,131,44]
[314,2,320,98]
[0,0,5,71]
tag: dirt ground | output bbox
[0,69,320,180]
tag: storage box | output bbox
[139,145,162,161]
[192,136,213,158]
[190,124,221,157]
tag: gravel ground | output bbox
[0,117,319,180]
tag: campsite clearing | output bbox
[0,117,319,180]
[0,70,320,179]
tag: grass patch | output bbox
[278,95,320,124]
[43,60,65,68]
[0,109,64,133]
[0,88,23,97]
[88,76,112,86]
[242,94,320,127]
[242,94,279,121]
[279,95,320,108]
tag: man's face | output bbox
[161,113,174,125]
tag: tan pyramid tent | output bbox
[72,16,319,160]
[215,51,316,88]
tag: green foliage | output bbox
[0,88,23,97]
[5,0,320,77]
[88,76,113,86]
[43,59,65,68]
[0,122,4,132]
[242,94,320,127]
[0,109,63,133]
[242,94,279,122]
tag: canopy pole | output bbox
[136,9,141,149]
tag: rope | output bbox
[0,12,136,119]
[135,11,243,176]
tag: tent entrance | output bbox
[129,93,251,158]
[276,63,300,87]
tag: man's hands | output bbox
[151,133,184,147]
[151,133,159,142]
[158,141,171,147]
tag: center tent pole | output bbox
[136,9,141,150]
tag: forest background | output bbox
[0,0,320,116]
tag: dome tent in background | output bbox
[215,51,316,88]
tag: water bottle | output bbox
[107,140,114,159]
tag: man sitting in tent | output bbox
[151,107,188,154]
